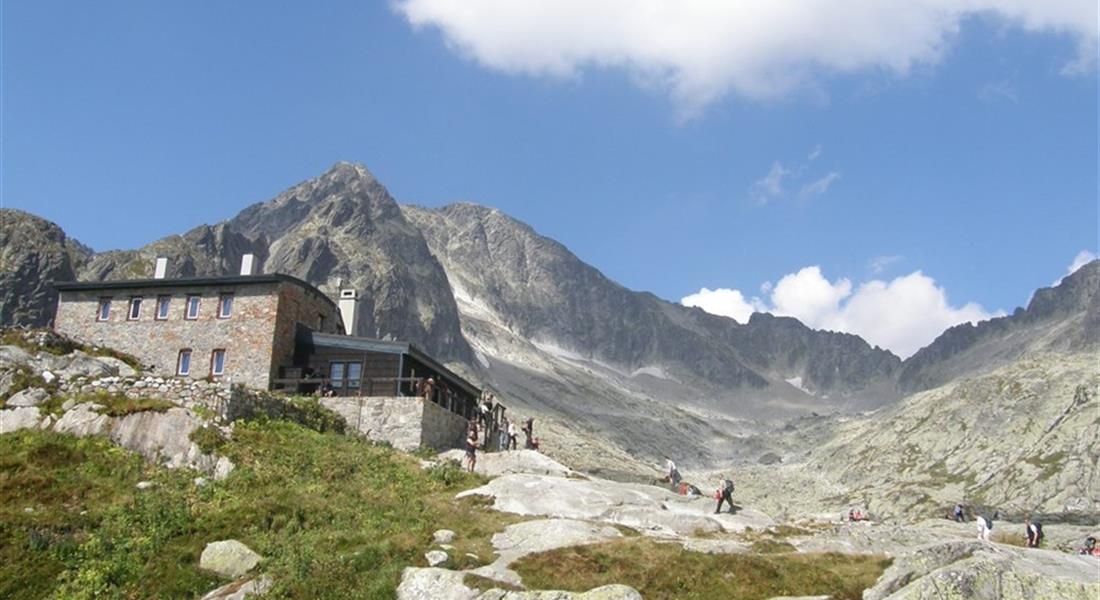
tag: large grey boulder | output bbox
[0,406,43,433]
[458,473,773,537]
[52,402,112,437]
[56,351,116,379]
[0,345,34,369]
[109,407,208,470]
[438,449,574,478]
[200,540,262,578]
[199,576,272,600]
[866,541,1099,600]
[396,567,478,600]
[5,387,49,407]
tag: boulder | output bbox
[52,402,112,437]
[433,529,457,544]
[200,540,262,578]
[199,576,272,600]
[0,346,34,369]
[0,370,16,398]
[866,541,1100,600]
[95,355,137,378]
[0,407,42,433]
[109,407,204,469]
[6,387,49,407]
[425,550,450,567]
[438,449,574,478]
[56,351,116,379]
[396,567,478,600]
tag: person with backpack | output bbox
[715,475,735,514]
[953,503,965,523]
[663,457,681,490]
[1024,518,1043,548]
[976,514,993,541]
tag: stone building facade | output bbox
[53,275,344,390]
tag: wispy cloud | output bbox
[869,255,903,274]
[799,172,841,199]
[977,79,1018,103]
[750,162,791,204]
[808,145,823,161]
[1054,249,1098,284]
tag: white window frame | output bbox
[185,295,201,320]
[155,295,171,320]
[177,349,192,376]
[128,296,143,320]
[218,293,233,319]
[96,298,112,322]
[210,349,226,376]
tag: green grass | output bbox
[86,392,176,417]
[512,538,891,600]
[1,418,497,599]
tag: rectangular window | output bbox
[177,349,192,376]
[128,296,143,320]
[185,295,201,320]
[318,314,326,332]
[210,349,226,376]
[346,362,362,390]
[328,361,362,391]
[156,296,171,320]
[96,298,112,321]
[218,293,233,318]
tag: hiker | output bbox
[976,514,993,541]
[420,377,436,403]
[663,457,681,489]
[1078,537,1100,556]
[464,420,479,473]
[498,417,510,451]
[522,418,535,449]
[530,436,540,452]
[715,475,735,514]
[1024,518,1043,548]
[507,419,518,450]
[953,504,965,523]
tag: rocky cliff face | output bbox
[79,222,268,281]
[403,202,900,411]
[0,209,92,327]
[897,260,1099,393]
[229,163,470,362]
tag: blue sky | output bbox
[3,1,1097,356]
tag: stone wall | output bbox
[54,283,282,389]
[58,374,239,419]
[318,396,467,451]
[269,282,344,385]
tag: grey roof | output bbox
[53,274,337,310]
[298,328,481,397]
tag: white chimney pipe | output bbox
[154,257,168,279]
[339,289,359,336]
[240,254,255,276]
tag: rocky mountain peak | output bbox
[0,209,93,326]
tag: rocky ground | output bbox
[401,451,1099,600]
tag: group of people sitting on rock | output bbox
[847,508,869,522]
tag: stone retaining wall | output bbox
[55,375,466,451]
[319,396,467,451]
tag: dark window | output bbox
[177,349,192,376]
[318,314,326,332]
[97,298,112,321]
[218,294,233,318]
[128,297,143,320]
[185,295,201,320]
[329,361,362,390]
[210,349,226,376]
[156,296,171,320]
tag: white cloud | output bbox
[681,287,765,323]
[682,265,1000,358]
[869,254,903,274]
[977,79,1019,103]
[799,171,841,198]
[1066,249,1097,275]
[808,145,823,161]
[395,0,1098,115]
[749,162,791,204]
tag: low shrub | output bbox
[189,426,227,454]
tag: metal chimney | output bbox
[240,254,255,276]
[154,257,168,279]
[338,288,359,336]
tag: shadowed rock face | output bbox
[0,209,92,327]
[79,222,268,281]
[403,202,900,406]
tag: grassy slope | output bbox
[1,420,891,599]
[0,420,489,599]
